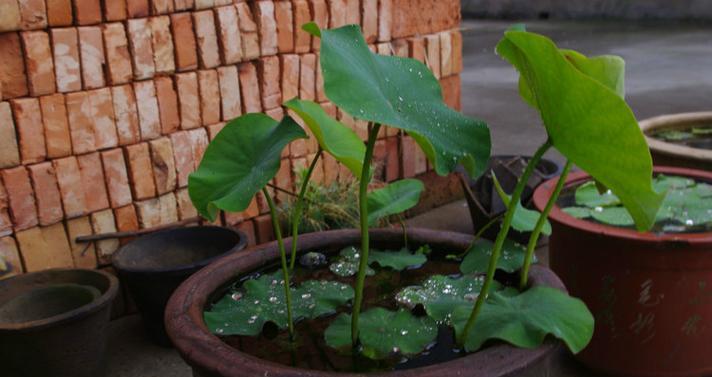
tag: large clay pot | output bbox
[640,112,712,170]
[534,166,712,377]
[112,226,247,346]
[0,268,119,377]
[165,228,566,377]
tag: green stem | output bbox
[351,123,382,347]
[398,215,408,249]
[262,188,295,341]
[289,148,323,270]
[519,160,572,290]
[457,139,552,347]
[449,214,505,260]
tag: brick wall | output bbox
[0,0,463,281]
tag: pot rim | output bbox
[165,227,562,377]
[533,166,712,244]
[0,268,119,332]
[639,111,712,162]
[112,225,248,275]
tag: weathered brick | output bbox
[0,0,22,31]
[133,80,161,140]
[0,33,28,99]
[401,135,416,177]
[254,1,278,56]
[53,156,86,217]
[378,0,392,42]
[215,5,242,65]
[258,56,282,110]
[391,0,460,39]
[127,18,155,80]
[171,12,199,71]
[78,27,106,89]
[207,122,225,140]
[91,209,119,264]
[309,0,328,50]
[440,31,453,77]
[39,94,72,158]
[189,127,209,167]
[175,188,197,219]
[273,158,292,202]
[2,167,37,230]
[316,54,326,101]
[65,216,97,268]
[101,148,132,207]
[293,0,311,53]
[135,197,160,227]
[0,236,22,278]
[408,36,426,63]
[0,175,12,235]
[151,0,173,14]
[265,106,283,121]
[28,162,63,226]
[193,10,221,69]
[392,38,409,57]
[239,62,262,113]
[451,30,462,74]
[111,84,141,145]
[169,131,194,187]
[280,54,300,103]
[114,204,138,245]
[66,92,95,154]
[254,214,274,243]
[124,143,156,200]
[10,98,46,164]
[51,28,82,93]
[158,192,178,225]
[91,87,119,149]
[149,16,175,74]
[175,72,201,129]
[174,0,193,11]
[345,0,360,24]
[194,0,213,9]
[328,0,346,27]
[217,65,242,120]
[21,31,56,96]
[425,34,441,79]
[360,0,378,43]
[18,0,47,29]
[77,152,110,212]
[16,223,74,271]
[104,0,126,21]
[149,137,176,195]
[234,219,256,246]
[198,70,221,125]
[154,76,180,134]
[0,103,20,168]
[274,1,293,53]
[126,0,149,18]
[377,42,390,55]
[236,2,260,60]
[103,23,133,85]
[73,0,101,25]
[440,75,461,111]
[300,53,316,101]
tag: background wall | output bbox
[0,0,464,302]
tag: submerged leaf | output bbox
[329,246,426,277]
[367,179,424,226]
[460,238,533,275]
[590,207,634,227]
[492,173,551,235]
[452,286,594,354]
[325,308,438,360]
[562,206,591,219]
[575,181,621,208]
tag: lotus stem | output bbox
[289,148,323,270]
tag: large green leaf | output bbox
[284,99,366,177]
[324,308,438,360]
[189,114,307,221]
[367,179,424,226]
[452,287,594,353]
[306,23,491,178]
[496,30,664,231]
[492,173,551,235]
[460,238,533,275]
[204,273,353,336]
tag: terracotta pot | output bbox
[640,112,712,170]
[534,166,712,377]
[165,228,565,377]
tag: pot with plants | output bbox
[639,111,712,170]
[162,24,661,376]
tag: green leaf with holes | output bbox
[204,273,353,336]
[492,173,551,235]
[304,23,491,178]
[189,114,307,221]
[324,308,438,360]
[452,286,594,353]
[367,179,424,226]
[460,238,533,275]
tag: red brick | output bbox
[258,56,281,110]
[309,0,328,50]
[174,0,193,11]
[441,75,461,111]
[171,13,199,71]
[18,0,47,29]
[377,42,390,55]
[316,54,327,101]
[198,70,221,125]
[239,62,262,113]
[127,19,155,80]
[0,177,12,235]
[254,1,278,56]
[0,236,22,278]
[150,16,175,74]
[149,137,176,195]
[114,204,138,245]
[300,53,316,101]
[77,27,105,90]
[440,31,453,77]
[194,0,213,9]
[392,39,408,57]
[391,0,460,39]
[293,0,311,53]
[28,162,63,225]
[124,143,156,200]
[425,34,441,79]
[126,0,149,18]
[46,0,72,26]
[133,80,161,140]
[66,216,97,268]
[215,5,242,65]
[217,65,242,120]
[104,0,126,21]
[135,197,160,228]
[189,127,209,167]
[154,77,180,134]
[265,107,284,121]
[0,33,29,99]
[234,219,256,246]
[0,0,22,31]
[176,72,201,129]
[254,214,274,244]
[274,1,294,53]
[16,223,74,271]
[151,0,173,14]
[273,158,292,202]
[65,92,95,154]
[158,192,178,224]
[101,148,132,207]
[401,135,416,178]
[280,54,300,103]
[236,2,260,60]
[175,188,197,219]
[345,0,359,24]
[207,122,225,140]
[73,0,100,25]
[10,98,46,164]
[385,136,400,181]
[408,36,426,63]
[53,156,86,217]
[193,10,221,69]
[38,95,71,158]
[91,88,119,149]
[169,131,194,187]
[111,85,141,145]
[21,31,56,96]
[1,167,37,230]
[451,30,463,74]
[91,209,119,263]
[0,103,20,169]
[328,0,345,27]
[52,28,82,93]
[103,23,133,85]
[77,152,109,212]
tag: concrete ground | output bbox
[106,19,712,376]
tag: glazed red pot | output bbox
[165,228,564,377]
[534,166,712,377]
